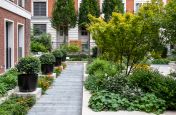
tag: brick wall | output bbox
[47,0,78,18]
[0,7,30,73]
[126,0,134,13]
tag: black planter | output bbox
[55,57,62,66]
[62,54,67,61]
[18,74,38,92]
[41,64,54,75]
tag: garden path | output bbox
[28,62,84,115]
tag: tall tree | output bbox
[103,0,124,21]
[165,0,176,44]
[78,0,100,27]
[88,0,165,75]
[51,0,77,44]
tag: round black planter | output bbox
[55,57,62,66]
[41,64,54,75]
[18,74,38,92]
[62,55,67,62]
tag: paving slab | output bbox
[28,63,84,115]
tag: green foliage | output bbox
[87,59,119,76]
[129,69,176,110]
[31,34,52,52]
[51,0,77,29]
[60,46,68,56]
[89,91,166,114]
[85,59,121,92]
[51,0,76,43]
[78,0,100,27]
[88,1,165,75]
[103,0,124,21]
[129,69,164,93]
[67,54,89,61]
[0,69,18,96]
[165,0,176,44]
[16,56,41,74]
[151,59,170,64]
[31,41,48,53]
[38,76,54,94]
[85,72,106,92]
[54,67,62,76]
[52,49,64,58]
[0,96,36,115]
[67,44,80,53]
[40,53,56,64]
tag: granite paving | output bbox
[28,62,84,115]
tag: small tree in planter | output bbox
[16,56,40,92]
[52,49,63,66]
[40,53,56,75]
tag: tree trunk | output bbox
[63,26,67,44]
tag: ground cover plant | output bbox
[85,58,176,114]
[0,96,36,115]
[0,69,18,96]
[151,59,170,64]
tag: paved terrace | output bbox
[28,62,84,115]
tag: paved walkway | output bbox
[28,62,84,115]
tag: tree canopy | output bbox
[165,0,176,44]
[102,0,124,21]
[88,0,165,75]
[78,0,100,27]
[51,0,77,43]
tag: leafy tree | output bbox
[165,0,176,44]
[51,0,77,43]
[88,0,165,75]
[78,0,100,27]
[103,0,124,21]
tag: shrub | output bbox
[103,74,127,94]
[85,71,106,92]
[129,69,176,110]
[31,41,47,53]
[60,46,68,56]
[40,53,56,64]
[54,67,62,76]
[31,33,52,52]
[67,44,80,53]
[87,59,118,76]
[16,56,41,74]
[52,49,63,58]
[67,54,89,61]
[89,91,165,114]
[38,76,54,94]
[128,69,164,93]
[61,62,67,69]
[0,96,36,115]
[151,59,170,64]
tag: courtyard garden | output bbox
[83,0,176,115]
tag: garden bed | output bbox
[83,60,176,115]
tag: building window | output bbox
[80,27,88,36]
[18,0,25,7]
[33,2,46,16]
[33,24,47,35]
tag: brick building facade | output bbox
[31,0,168,52]
[0,0,31,73]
